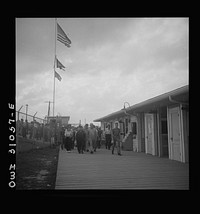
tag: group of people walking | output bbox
[61,123,101,154]
[17,117,122,156]
[61,122,122,156]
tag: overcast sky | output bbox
[16,18,189,125]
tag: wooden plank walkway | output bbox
[55,147,189,189]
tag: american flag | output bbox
[57,23,71,47]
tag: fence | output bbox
[16,111,47,124]
[16,111,56,153]
[16,111,47,138]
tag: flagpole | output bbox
[53,18,57,117]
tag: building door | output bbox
[131,121,138,152]
[168,107,181,161]
[145,114,155,155]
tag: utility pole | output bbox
[25,104,28,137]
[45,101,53,123]
[25,104,28,122]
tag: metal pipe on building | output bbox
[169,96,188,105]
[123,101,135,116]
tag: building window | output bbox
[132,122,137,135]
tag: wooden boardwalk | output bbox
[55,147,189,189]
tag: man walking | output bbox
[84,124,89,152]
[96,127,102,149]
[88,123,97,154]
[111,122,122,156]
[60,126,65,150]
[76,125,86,154]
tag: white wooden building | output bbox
[94,85,189,163]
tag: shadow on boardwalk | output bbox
[55,147,189,190]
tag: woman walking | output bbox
[105,124,112,150]
[64,126,73,152]
[88,123,97,154]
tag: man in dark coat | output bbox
[60,126,65,150]
[76,125,86,154]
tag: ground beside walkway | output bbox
[55,147,189,189]
[16,146,59,189]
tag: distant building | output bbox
[94,85,189,163]
[46,116,70,127]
